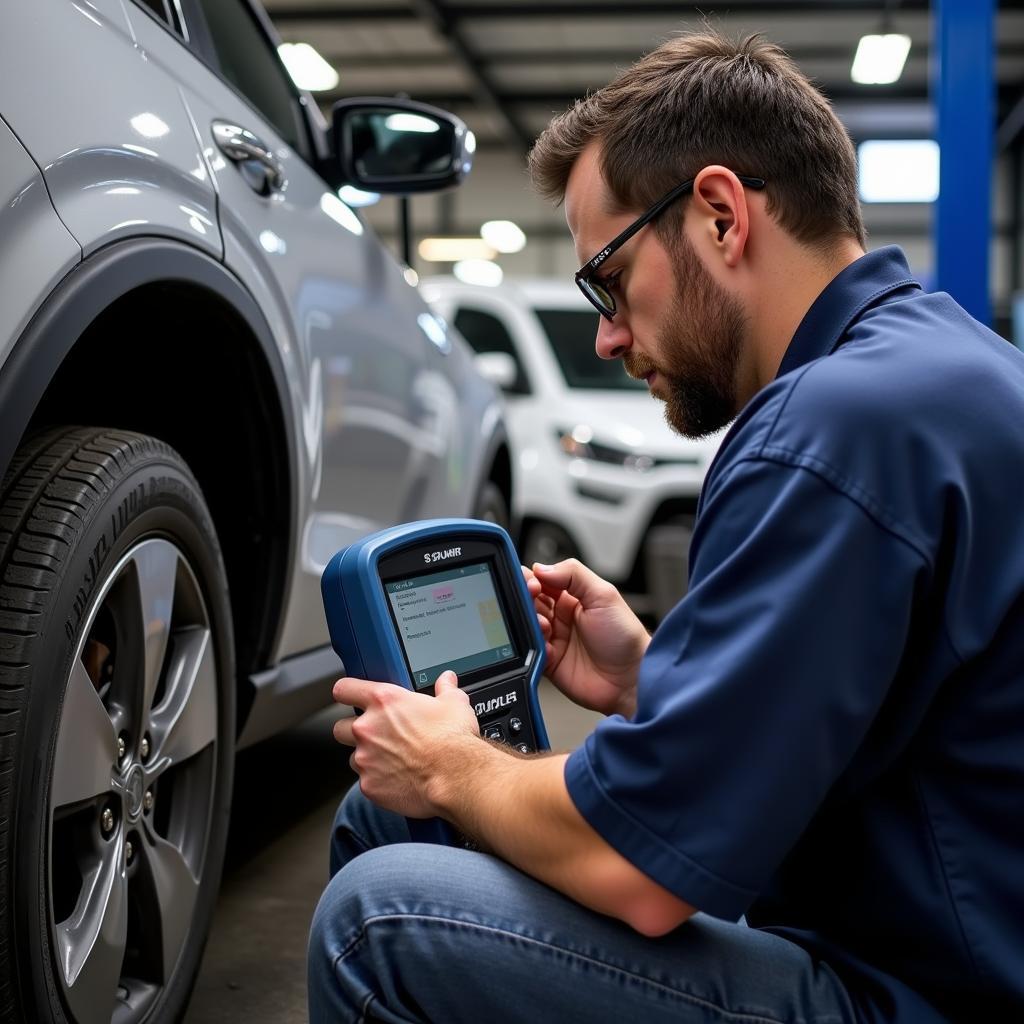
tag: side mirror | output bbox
[332,97,474,194]
[473,352,518,392]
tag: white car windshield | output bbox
[535,309,647,390]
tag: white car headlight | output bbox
[555,427,655,472]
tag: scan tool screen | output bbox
[385,561,517,687]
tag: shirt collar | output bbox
[775,245,922,379]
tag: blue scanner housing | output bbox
[321,518,549,845]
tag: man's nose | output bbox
[595,313,632,360]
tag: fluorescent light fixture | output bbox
[453,259,503,287]
[277,42,339,92]
[851,34,911,85]
[338,185,381,208]
[384,113,439,134]
[419,237,496,262]
[481,220,526,254]
[858,140,939,203]
[130,112,169,138]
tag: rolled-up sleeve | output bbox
[565,455,930,921]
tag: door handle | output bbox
[212,120,287,195]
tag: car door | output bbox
[123,0,446,656]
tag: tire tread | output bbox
[0,427,180,1022]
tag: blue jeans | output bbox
[307,786,856,1024]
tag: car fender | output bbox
[0,236,298,546]
[0,115,81,381]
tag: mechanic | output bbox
[308,31,1024,1023]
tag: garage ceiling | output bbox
[265,0,1024,153]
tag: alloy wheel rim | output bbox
[48,537,219,1024]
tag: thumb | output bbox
[434,670,460,696]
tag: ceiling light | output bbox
[419,238,497,262]
[481,220,526,253]
[851,34,911,85]
[277,42,339,92]
[858,140,939,203]
[453,260,503,287]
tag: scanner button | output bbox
[509,717,523,735]
[485,725,505,742]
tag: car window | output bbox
[534,309,646,390]
[453,307,531,394]
[193,0,305,154]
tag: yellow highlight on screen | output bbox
[479,599,509,648]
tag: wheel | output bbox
[0,428,235,1024]
[520,521,580,567]
[472,480,510,530]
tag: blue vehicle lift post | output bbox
[933,0,995,326]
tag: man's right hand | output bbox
[523,560,649,718]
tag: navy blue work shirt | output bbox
[565,247,1024,1022]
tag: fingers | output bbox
[334,677,414,715]
[333,676,379,707]
[532,558,615,607]
[333,715,355,746]
[521,565,542,597]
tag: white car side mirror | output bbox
[473,351,518,391]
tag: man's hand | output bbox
[332,671,480,818]
[523,559,650,718]
[334,671,695,937]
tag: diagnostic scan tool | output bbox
[321,519,550,844]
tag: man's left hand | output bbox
[332,671,480,818]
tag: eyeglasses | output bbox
[574,175,767,321]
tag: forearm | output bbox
[429,736,694,936]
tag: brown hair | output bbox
[528,30,865,249]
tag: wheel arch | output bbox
[0,237,297,730]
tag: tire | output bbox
[472,480,510,531]
[0,427,235,1024]
[520,521,580,567]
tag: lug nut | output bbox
[140,735,150,760]
[125,840,134,864]
[143,790,154,812]
[117,735,127,761]
[101,807,115,836]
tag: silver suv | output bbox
[0,2,511,1021]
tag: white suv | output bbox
[0,3,511,1021]
[423,277,724,619]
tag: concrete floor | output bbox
[185,681,602,1023]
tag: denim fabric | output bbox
[307,787,857,1024]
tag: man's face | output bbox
[566,147,748,438]
[631,229,747,438]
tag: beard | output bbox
[623,233,747,439]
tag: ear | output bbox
[691,165,751,268]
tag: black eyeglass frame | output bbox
[574,174,767,320]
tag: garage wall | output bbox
[357,144,1018,337]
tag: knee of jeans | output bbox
[314,845,424,959]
